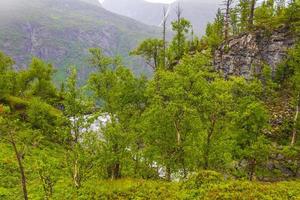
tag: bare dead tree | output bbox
[175,2,183,23]
[174,3,183,62]
[162,6,168,69]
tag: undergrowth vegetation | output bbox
[0,0,299,199]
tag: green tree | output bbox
[169,8,192,68]
[89,49,147,179]
[284,0,300,33]
[143,53,235,178]
[27,98,63,141]
[176,54,236,172]
[254,0,277,29]
[285,44,300,146]
[234,100,270,180]
[223,0,234,41]
[230,7,240,35]
[276,43,300,146]
[88,48,121,73]
[143,69,191,179]
[0,117,40,200]
[249,0,257,28]
[203,9,224,52]
[0,52,15,98]
[131,39,164,70]
[238,0,251,31]
[63,67,94,188]
[17,58,57,103]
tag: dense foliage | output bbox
[0,0,299,199]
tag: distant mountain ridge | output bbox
[79,0,102,6]
[0,0,161,81]
[101,0,221,34]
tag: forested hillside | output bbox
[0,0,160,81]
[0,0,300,199]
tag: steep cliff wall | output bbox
[214,27,296,79]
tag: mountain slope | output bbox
[102,0,221,34]
[0,0,160,81]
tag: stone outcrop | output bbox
[214,27,296,79]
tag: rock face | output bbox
[214,27,295,79]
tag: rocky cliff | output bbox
[214,27,296,79]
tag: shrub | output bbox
[182,170,224,190]
[78,179,181,200]
[200,181,300,200]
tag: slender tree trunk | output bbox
[174,120,181,146]
[70,115,81,189]
[107,166,112,179]
[38,170,53,199]
[111,140,121,180]
[291,94,299,146]
[248,0,256,29]
[180,147,187,178]
[134,143,141,177]
[166,166,171,181]
[248,158,256,181]
[204,132,212,170]
[176,3,182,61]
[174,114,187,177]
[162,6,168,69]
[11,139,28,200]
[73,158,80,188]
[204,117,216,170]
[112,162,121,179]
[154,50,158,70]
